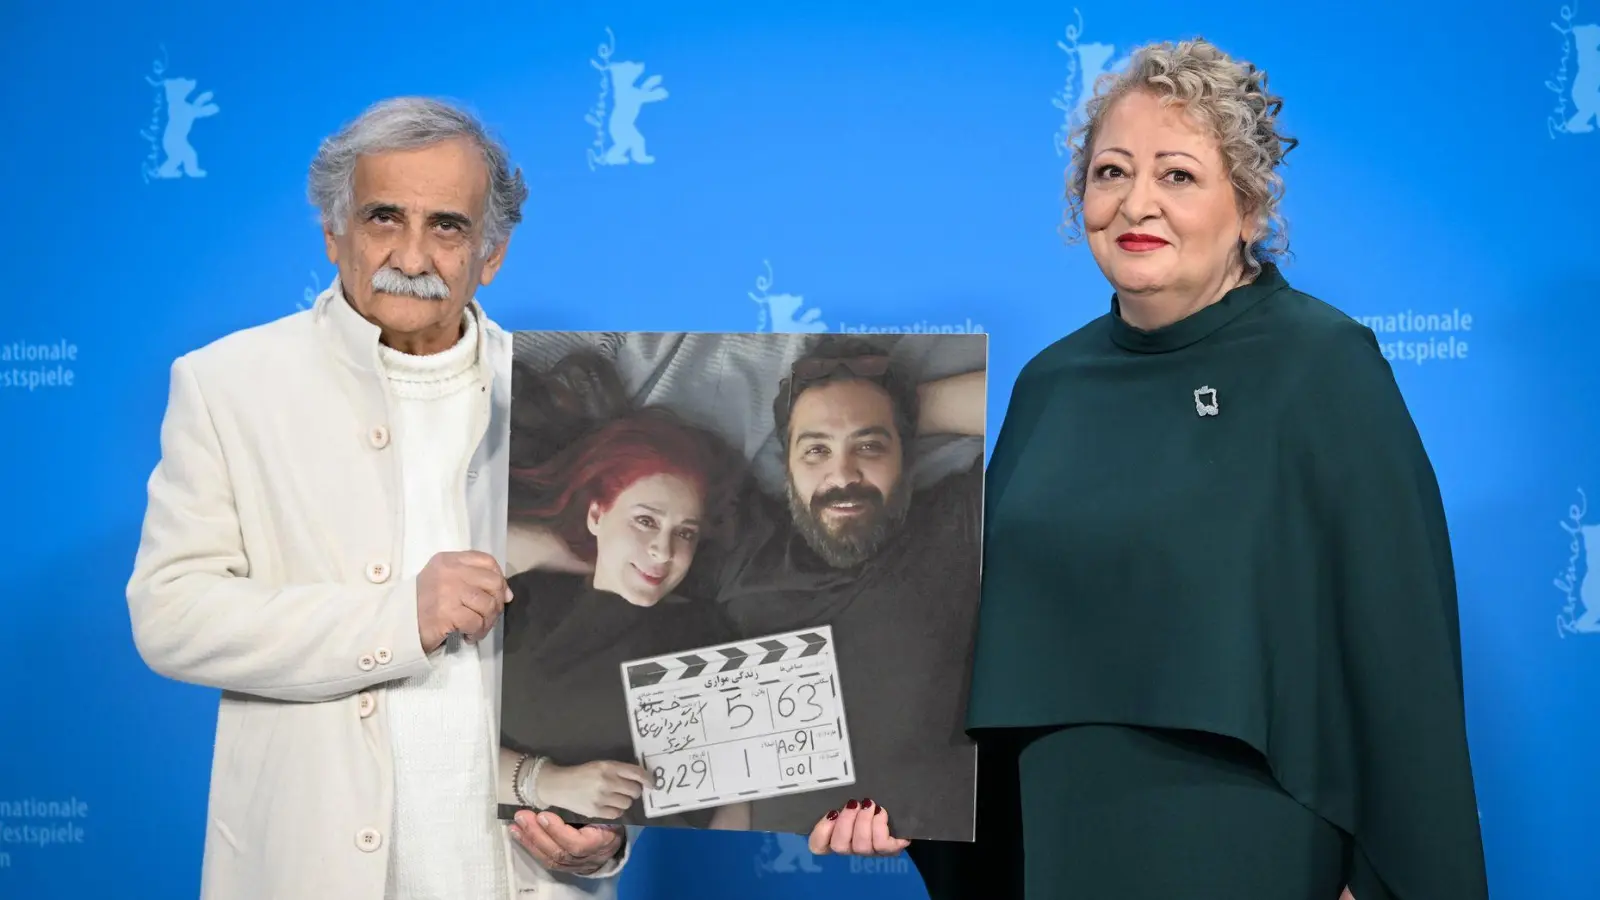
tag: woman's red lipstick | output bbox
[1116,232,1169,252]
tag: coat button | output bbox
[368,426,390,449]
[374,647,392,665]
[357,692,376,718]
[356,827,383,851]
[358,654,376,672]
[366,561,390,583]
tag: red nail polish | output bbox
[826,810,839,820]
[845,799,858,809]
[862,798,874,809]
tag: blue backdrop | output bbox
[3,0,1597,897]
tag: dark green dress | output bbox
[915,265,1489,899]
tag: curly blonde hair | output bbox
[1062,38,1299,274]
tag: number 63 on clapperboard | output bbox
[619,626,855,816]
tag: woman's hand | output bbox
[535,760,648,819]
[807,799,910,856]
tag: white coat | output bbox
[126,283,639,900]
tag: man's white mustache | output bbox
[371,267,450,300]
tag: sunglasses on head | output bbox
[791,355,892,381]
[784,354,892,413]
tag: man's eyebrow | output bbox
[794,425,894,443]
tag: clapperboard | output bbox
[619,625,855,818]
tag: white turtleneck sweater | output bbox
[377,312,509,900]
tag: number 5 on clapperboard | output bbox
[619,625,856,817]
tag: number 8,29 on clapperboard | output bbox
[619,626,856,817]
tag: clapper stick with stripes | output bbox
[619,625,857,817]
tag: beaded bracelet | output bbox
[512,754,532,808]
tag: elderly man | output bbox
[125,97,632,900]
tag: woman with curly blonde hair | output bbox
[808,38,1489,900]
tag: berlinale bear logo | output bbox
[140,46,220,182]
[1555,488,1600,637]
[749,260,827,334]
[1566,24,1600,132]
[1051,9,1132,155]
[585,28,669,169]
[1546,6,1599,137]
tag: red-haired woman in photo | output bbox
[495,352,752,831]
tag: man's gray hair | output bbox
[308,97,529,257]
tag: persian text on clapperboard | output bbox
[620,626,856,817]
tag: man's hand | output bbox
[510,811,625,875]
[416,551,513,652]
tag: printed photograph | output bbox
[494,331,986,841]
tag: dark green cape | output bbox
[916,266,1487,900]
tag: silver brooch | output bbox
[1194,386,1219,417]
